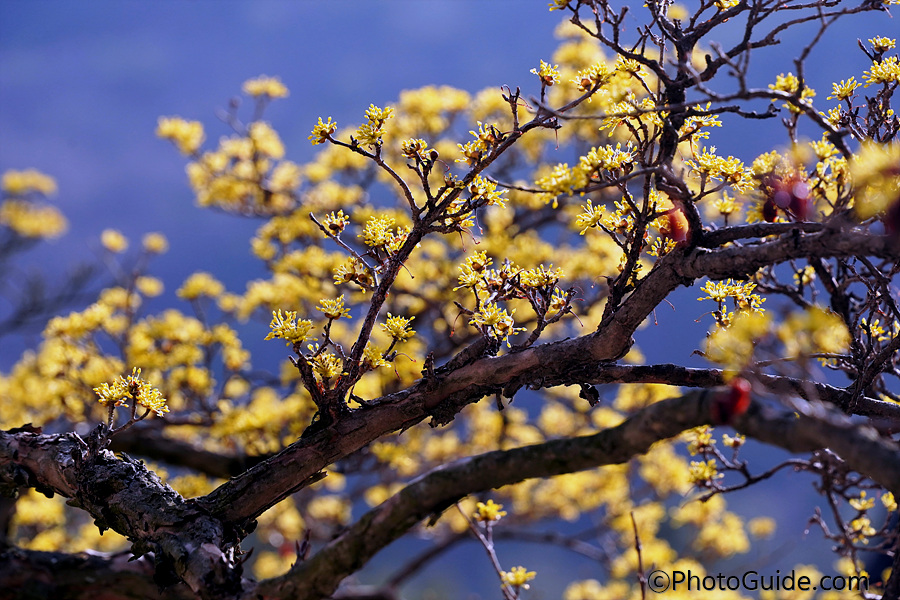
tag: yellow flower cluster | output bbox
[381,313,415,341]
[142,232,169,254]
[94,367,169,417]
[778,306,851,358]
[309,116,338,145]
[0,169,66,239]
[2,169,57,196]
[531,59,560,86]
[177,271,225,300]
[827,77,860,101]
[688,459,722,484]
[501,566,536,589]
[101,229,128,253]
[360,215,408,254]
[356,104,394,148]
[309,349,344,383]
[698,278,766,327]
[317,295,351,320]
[863,56,900,87]
[849,142,900,218]
[0,199,67,239]
[572,62,613,93]
[156,117,205,155]
[769,72,816,112]
[242,75,289,99]
[157,82,299,214]
[265,310,313,346]
[688,146,752,192]
[474,499,507,522]
[457,121,502,165]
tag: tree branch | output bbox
[0,430,244,599]
[0,547,195,600]
[250,390,900,599]
[199,228,899,530]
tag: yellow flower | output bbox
[156,116,205,155]
[317,295,351,320]
[0,200,67,238]
[715,0,739,9]
[572,62,613,93]
[722,433,745,448]
[401,138,430,160]
[362,343,390,370]
[869,36,896,52]
[849,491,875,511]
[470,303,522,341]
[100,229,128,253]
[1,169,57,196]
[575,200,605,234]
[475,499,507,522]
[360,215,396,248]
[849,142,900,218]
[531,59,560,86]
[248,122,285,159]
[135,276,164,297]
[881,492,897,512]
[381,314,415,341]
[356,104,394,148]
[849,516,876,543]
[501,566,536,589]
[863,56,900,87]
[242,75,289,99]
[309,350,344,382]
[686,426,715,456]
[142,232,169,254]
[94,367,169,417]
[748,516,776,538]
[777,306,851,357]
[688,459,723,484]
[309,117,337,145]
[768,72,815,111]
[322,210,350,236]
[265,310,313,346]
[827,77,860,101]
[177,272,225,299]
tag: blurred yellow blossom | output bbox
[142,232,169,254]
[156,116,205,155]
[177,272,225,299]
[242,75,289,99]
[0,199,67,238]
[2,169,57,196]
[100,229,128,253]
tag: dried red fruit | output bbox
[660,206,690,243]
[711,378,752,424]
[763,173,811,221]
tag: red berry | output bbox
[711,378,752,424]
